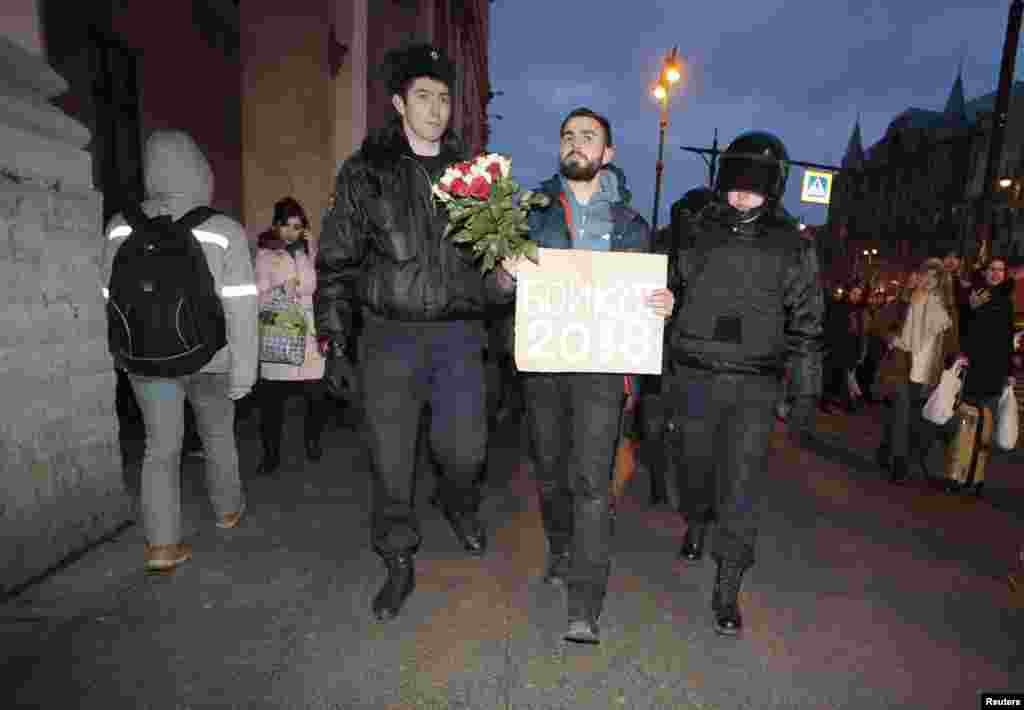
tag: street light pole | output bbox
[650,47,682,235]
[652,98,668,234]
[978,0,1024,264]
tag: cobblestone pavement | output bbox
[3,401,1022,709]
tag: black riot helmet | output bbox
[715,131,790,221]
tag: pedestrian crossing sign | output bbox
[801,169,833,204]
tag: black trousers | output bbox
[663,363,779,568]
[522,372,625,607]
[256,378,329,455]
[636,378,671,505]
[359,313,488,555]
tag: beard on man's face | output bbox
[559,152,601,181]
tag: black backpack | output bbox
[106,205,227,377]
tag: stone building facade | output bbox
[827,75,978,282]
[828,73,1024,312]
[1,0,131,595]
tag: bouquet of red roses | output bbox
[432,153,549,274]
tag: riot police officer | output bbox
[663,132,824,636]
[637,187,718,509]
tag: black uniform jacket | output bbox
[314,121,512,342]
[665,203,825,398]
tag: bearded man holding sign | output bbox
[499,108,673,644]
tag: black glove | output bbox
[323,340,360,402]
[788,396,817,444]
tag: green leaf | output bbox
[525,240,539,263]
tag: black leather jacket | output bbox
[314,121,512,341]
[666,202,825,397]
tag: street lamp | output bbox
[862,248,878,265]
[650,47,683,234]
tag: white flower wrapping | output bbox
[432,154,512,203]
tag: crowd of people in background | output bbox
[811,248,1020,488]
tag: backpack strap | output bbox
[176,206,219,232]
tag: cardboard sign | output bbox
[513,248,667,374]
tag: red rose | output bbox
[468,175,491,199]
[449,177,469,196]
[485,161,502,180]
[455,161,473,176]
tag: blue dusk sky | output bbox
[487,0,1024,228]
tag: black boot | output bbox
[442,508,487,556]
[565,580,604,644]
[889,455,909,484]
[712,559,747,637]
[372,552,415,622]
[305,391,326,461]
[257,442,280,476]
[875,442,891,471]
[679,520,707,564]
[543,545,571,586]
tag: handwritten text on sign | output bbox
[514,248,667,374]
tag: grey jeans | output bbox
[128,372,244,546]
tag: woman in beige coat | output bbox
[254,197,327,475]
[878,258,955,482]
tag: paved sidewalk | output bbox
[2,403,1022,709]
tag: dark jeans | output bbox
[359,313,488,555]
[880,380,931,463]
[256,378,329,455]
[824,355,857,410]
[663,363,779,568]
[522,372,625,608]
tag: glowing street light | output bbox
[650,46,684,234]
[999,177,1014,188]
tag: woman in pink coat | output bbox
[254,197,327,475]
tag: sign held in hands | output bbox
[513,248,668,374]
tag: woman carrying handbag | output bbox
[876,259,954,483]
[254,198,328,476]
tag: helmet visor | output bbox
[717,154,781,199]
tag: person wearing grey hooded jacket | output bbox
[100,130,259,572]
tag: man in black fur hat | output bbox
[315,43,515,621]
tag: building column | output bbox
[330,0,368,170]
[241,0,334,238]
[0,0,132,594]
